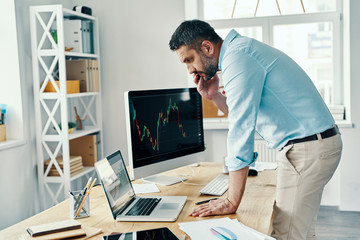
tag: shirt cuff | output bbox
[225,152,258,172]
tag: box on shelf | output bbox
[202,86,227,118]
[0,125,6,142]
[70,134,99,166]
[44,155,83,177]
[44,80,80,94]
[202,98,228,118]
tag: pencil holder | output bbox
[69,190,90,219]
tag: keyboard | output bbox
[126,198,160,216]
[199,174,229,196]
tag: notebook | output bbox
[95,150,187,222]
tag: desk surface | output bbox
[0,162,276,239]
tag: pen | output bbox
[195,198,218,205]
[75,178,97,217]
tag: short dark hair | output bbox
[169,19,222,51]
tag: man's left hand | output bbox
[189,198,237,217]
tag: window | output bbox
[0,0,25,149]
[187,0,343,106]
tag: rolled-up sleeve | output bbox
[222,49,266,172]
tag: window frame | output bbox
[186,0,343,106]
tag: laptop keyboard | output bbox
[126,198,161,216]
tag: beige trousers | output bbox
[271,133,342,240]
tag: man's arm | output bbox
[189,167,249,217]
[195,74,228,115]
[211,91,228,116]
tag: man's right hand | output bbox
[194,74,220,101]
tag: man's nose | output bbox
[187,64,195,74]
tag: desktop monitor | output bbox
[124,87,205,185]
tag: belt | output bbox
[285,125,339,147]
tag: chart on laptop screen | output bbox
[128,89,203,167]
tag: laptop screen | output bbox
[95,151,135,218]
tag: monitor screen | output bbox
[124,88,205,182]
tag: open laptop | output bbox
[94,150,187,222]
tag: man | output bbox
[169,20,342,240]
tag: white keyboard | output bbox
[199,174,229,196]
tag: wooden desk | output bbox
[0,162,276,239]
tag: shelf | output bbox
[0,139,26,151]
[63,8,96,21]
[31,4,103,207]
[203,118,229,130]
[42,126,100,141]
[44,167,95,183]
[70,167,95,181]
[40,92,99,99]
[68,126,100,140]
[66,92,99,98]
[37,50,98,58]
[65,52,98,59]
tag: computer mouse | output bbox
[210,226,237,240]
[248,169,258,176]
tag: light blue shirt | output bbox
[219,30,335,172]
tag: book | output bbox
[81,20,89,53]
[66,59,91,92]
[64,19,83,53]
[91,59,99,92]
[26,219,81,237]
[70,134,99,166]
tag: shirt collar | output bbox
[218,29,239,71]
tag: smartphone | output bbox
[102,227,179,240]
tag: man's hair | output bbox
[169,19,222,51]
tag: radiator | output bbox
[254,139,277,163]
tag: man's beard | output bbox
[200,52,218,81]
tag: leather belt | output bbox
[285,125,339,147]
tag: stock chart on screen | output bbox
[127,88,204,168]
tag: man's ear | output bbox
[201,40,214,56]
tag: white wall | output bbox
[72,0,187,160]
[338,0,360,211]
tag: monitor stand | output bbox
[143,174,187,186]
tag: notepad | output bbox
[26,219,81,237]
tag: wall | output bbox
[338,0,360,211]
[71,0,187,160]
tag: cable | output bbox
[173,165,206,186]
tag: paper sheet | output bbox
[251,161,278,172]
[179,217,270,240]
[132,183,160,194]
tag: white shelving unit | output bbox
[29,5,103,207]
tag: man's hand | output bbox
[190,168,249,218]
[194,74,220,101]
[189,198,237,217]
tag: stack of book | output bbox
[44,155,83,177]
[66,59,99,92]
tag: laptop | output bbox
[94,150,187,222]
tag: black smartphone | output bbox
[102,227,179,240]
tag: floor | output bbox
[317,206,360,240]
